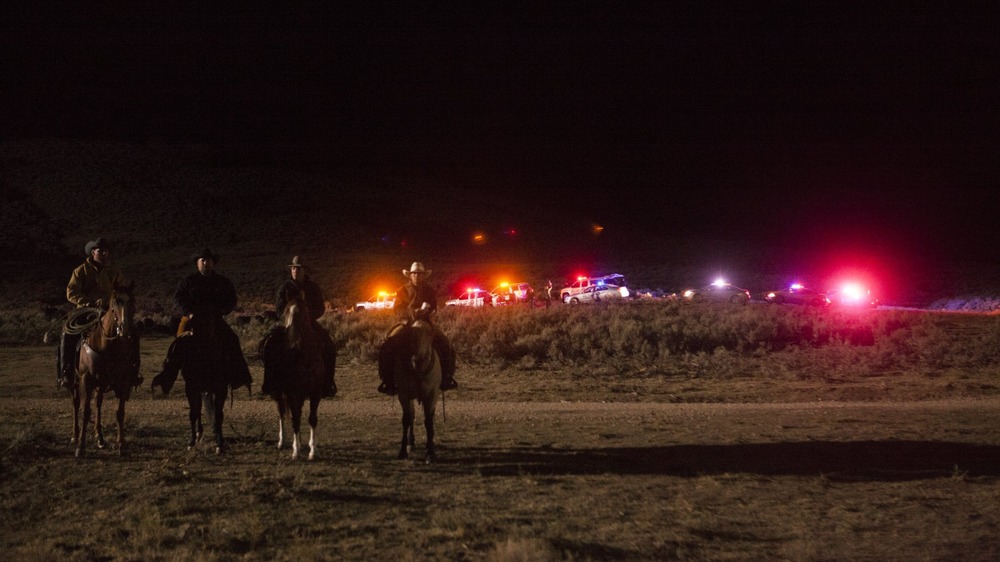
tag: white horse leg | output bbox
[291,432,300,460]
[277,415,285,450]
[308,427,316,461]
[307,397,319,461]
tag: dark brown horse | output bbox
[260,296,328,460]
[178,315,233,454]
[73,282,138,457]
[391,318,442,462]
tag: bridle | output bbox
[101,297,131,340]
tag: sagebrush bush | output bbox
[9,300,1000,383]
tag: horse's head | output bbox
[107,281,136,339]
[283,296,314,350]
[407,319,436,373]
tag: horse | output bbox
[72,282,138,458]
[391,318,442,462]
[260,296,328,460]
[159,315,233,454]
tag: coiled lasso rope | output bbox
[42,307,102,344]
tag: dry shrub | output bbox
[489,537,557,562]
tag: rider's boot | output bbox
[440,373,458,391]
[152,353,180,395]
[377,379,397,395]
[376,341,397,395]
[438,342,458,391]
[58,333,78,389]
[58,361,76,390]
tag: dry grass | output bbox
[2,334,1000,560]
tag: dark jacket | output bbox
[394,281,438,321]
[175,271,237,318]
[275,277,326,321]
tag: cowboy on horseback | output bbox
[152,248,253,393]
[377,262,458,395]
[59,237,142,390]
[269,255,337,397]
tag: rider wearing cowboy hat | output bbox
[152,248,253,394]
[59,238,141,389]
[377,261,458,394]
[272,255,337,396]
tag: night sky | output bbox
[5,3,1000,287]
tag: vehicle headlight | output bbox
[683,290,694,298]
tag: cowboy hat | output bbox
[287,255,307,269]
[402,262,432,277]
[84,238,112,255]
[191,248,220,262]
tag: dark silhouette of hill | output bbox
[4,138,998,311]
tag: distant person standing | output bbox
[60,238,141,389]
[525,285,535,308]
[272,256,337,397]
[153,249,252,393]
[544,280,554,308]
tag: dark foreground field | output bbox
[2,338,1000,561]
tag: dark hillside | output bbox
[3,138,999,315]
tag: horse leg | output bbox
[94,388,106,449]
[276,397,286,450]
[71,385,80,445]
[211,391,225,454]
[307,396,319,461]
[290,396,303,460]
[423,401,436,463]
[115,396,126,454]
[186,390,201,449]
[398,399,414,460]
[76,382,93,458]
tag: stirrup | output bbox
[377,382,396,395]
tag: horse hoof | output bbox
[214,446,224,455]
[397,450,409,460]
[96,440,107,449]
[74,449,83,458]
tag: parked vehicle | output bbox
[445,289,492,307]
[490,282,532,305]
[683,281,751,304]
[354,292,395,312]
[567,283,629,304]
[764,284,830,306]
[828,283,879,308]
[560,274,627,303]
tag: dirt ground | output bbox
[2,338,999,561]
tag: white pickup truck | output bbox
[560,274,627,303]
[353,292,396,312]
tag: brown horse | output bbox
[73,282,138,457]
[392,318,442,462]
[260,296,328,460]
